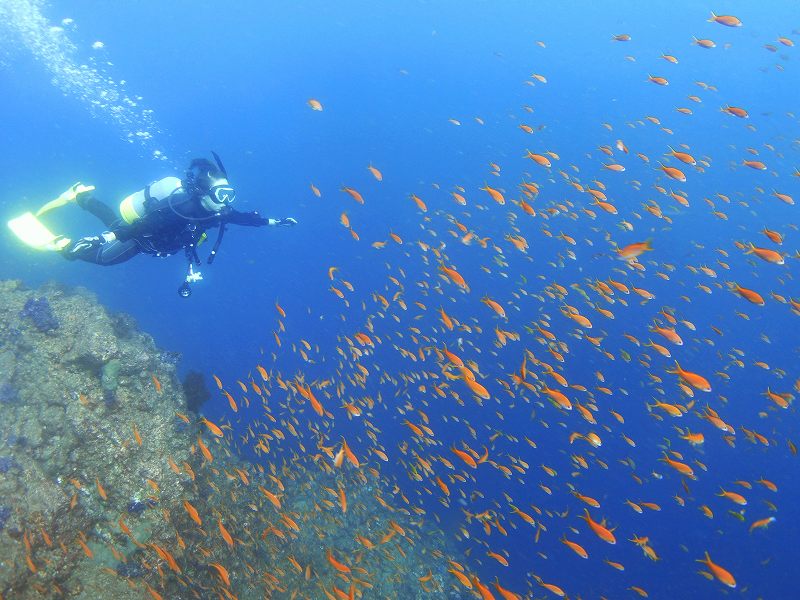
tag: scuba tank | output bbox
[118,176,182,224]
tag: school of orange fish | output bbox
[212,11,799,599]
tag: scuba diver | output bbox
[8,153,297,296]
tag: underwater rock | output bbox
[0,279,456,599]
[0,280,193,598]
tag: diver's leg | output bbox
[76,195,119,228]
[61,238,140,265]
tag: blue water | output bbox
[1,1,798,597]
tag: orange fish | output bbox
[722,105,748,118]
[693,36,716,49]
[341,186,364,203]
[697,551,736,588]
[708,12,742,27]
[666,146,696,165]
[326,549,351,573]
[410,193,427,212]
[183,500,202,526]
[201,418,224,437]
[749,516,776,533]
[743,160,767,170]
[209,562,231,586]
[481,297,506,319]
[524,151,551,168]
[561,536,588,559]
[481,184,506,204]
[439,264,469,290]
[617,240,652,260]
[717,488,747,505]
[95,478,108,501]
[728,283,765,305]
[452,446,478,468]
[745,243,784,264]
[761,228,783,244]
[658,162,686,182]
[660,452,695,478]
[197,436,213,462]
[580,509,616,544]
[668,361,711,392]
[218,518,234,548]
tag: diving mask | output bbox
[200,180,236,212]
[210,184,236,206]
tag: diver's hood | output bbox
[187,152,236,212]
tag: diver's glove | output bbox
[269,217,297,227]
[37,182,96,217]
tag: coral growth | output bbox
[20,297,59,332]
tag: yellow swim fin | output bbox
[7,212,70,251]
[36,182,96,217]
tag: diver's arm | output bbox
[223,209,268,226]
[268,217,298,227]
[223,209,297,227]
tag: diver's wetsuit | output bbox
[66,188,268,265]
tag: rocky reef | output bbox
[0,281,456,599]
